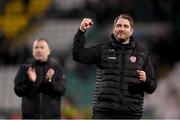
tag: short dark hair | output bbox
[34,38,49,44]
[113,14,134,28]
[33,38,50,49]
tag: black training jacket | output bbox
[73,30,157,118]
[14,59,66,119]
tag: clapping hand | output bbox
[27,67,36,82]
[46,68,55,82]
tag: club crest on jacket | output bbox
[130,56,137,63]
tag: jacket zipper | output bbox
[119,48,125,103]
[39,67,43,119]
[40,93,42,119]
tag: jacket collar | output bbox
[32,59,49,66]
[109,34,136,50]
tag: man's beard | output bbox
[115,34,127,42]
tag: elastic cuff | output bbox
[78,29,86,33]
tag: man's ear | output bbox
[48,49,51,56]
[130,28,134,35]
[112,27,116,35]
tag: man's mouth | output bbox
[117,31,125,35]
[36,54,42,57]
[118,33,125,36]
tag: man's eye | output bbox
[124,25,129,28]
[117,24,121,27]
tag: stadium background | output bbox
[0,0,180,119]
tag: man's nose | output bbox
[36,48,42,52]
[120,26,125,31]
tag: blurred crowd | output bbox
[0,0,180,67]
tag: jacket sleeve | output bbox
[41,66,66,97]
[72,29,100,64]
[142,54,157,94]
[14,65,36,97]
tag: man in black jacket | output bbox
[73,14,157,119]
[14,38,66,119]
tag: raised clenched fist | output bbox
[80,18,93,32]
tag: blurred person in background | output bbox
[73,13,157,119]
[14,38,66,119]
